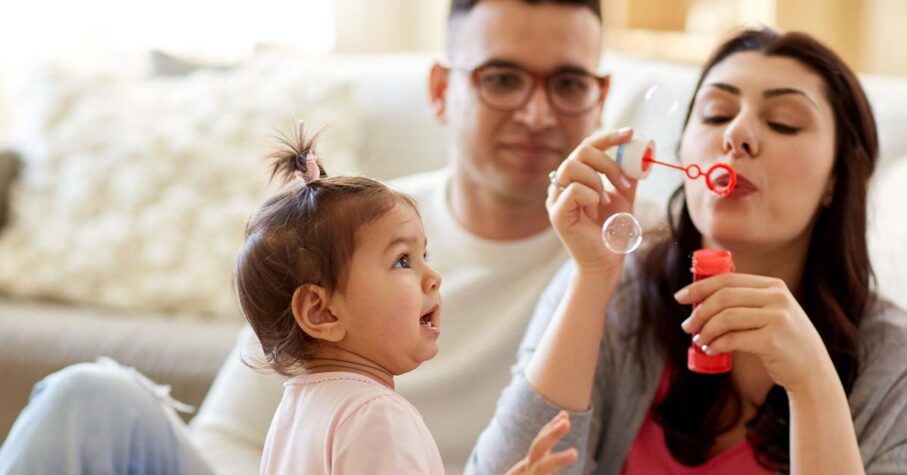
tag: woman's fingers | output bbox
[553,128,638,207]
[554,146,607,197]
[675,272,779,305]
[581,127,634,153]
[701,327,771,357]
[692,307,772,348]
[681,286,772,334]
[550,182,604,223]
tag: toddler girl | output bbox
[236,125,576,474]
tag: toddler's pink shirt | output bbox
[260,371,444,475]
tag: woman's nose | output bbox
[722,114,759,158]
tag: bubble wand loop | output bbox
[641,157,738,197]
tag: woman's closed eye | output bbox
[767,121,800,134]
[702,115,732,125]
[701,114,800,134]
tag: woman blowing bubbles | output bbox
[469,28,907,474]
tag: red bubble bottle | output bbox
[688,249,734,374]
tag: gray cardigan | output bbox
[467,259,907,474]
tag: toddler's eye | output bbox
[394,255,411,269]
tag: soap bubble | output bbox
[602,212,642,254]
[643,84,679,117]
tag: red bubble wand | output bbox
[641,149,737,197]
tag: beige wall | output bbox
[332,0,907,75]
[334,0,446,54]
[861,0,907,76]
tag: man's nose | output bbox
[512,84,557,130]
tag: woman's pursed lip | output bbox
[715,172,758,191]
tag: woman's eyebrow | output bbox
[705,82,740,95]
[763,87,819,109]
[705,82,818,109]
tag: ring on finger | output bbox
[548,170,566,191]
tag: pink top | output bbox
[621,368,773,475]
[260,371,444,475]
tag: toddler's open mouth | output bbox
[419,304,440,329]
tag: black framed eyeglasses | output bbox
[445,62,608,116]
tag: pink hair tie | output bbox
[294,156,320,184]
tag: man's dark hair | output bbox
[449,0,601,23]
[446,0,602,57]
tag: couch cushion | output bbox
[0,299,243,443]
[868,155,907,311]
[0,59,362,319]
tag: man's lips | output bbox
[500,142,562,155]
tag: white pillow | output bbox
[868,156,907,312]
[0,58,362,320]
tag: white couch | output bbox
[0,51,905,449]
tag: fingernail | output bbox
[681,316,692,332]
[601,191,611,205]
[619,174,632,189]
[674,287,689,301]
[618,127,632,135]
[700,343,710,353]
[691,333,701,344]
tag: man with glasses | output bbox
[0,1,628,474]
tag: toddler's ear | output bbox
[291,285,345,342]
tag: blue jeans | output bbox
[0,360,214,475]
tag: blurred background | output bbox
[1,0,906,448]
[2,0,907,141]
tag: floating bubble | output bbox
[602,212,643,254]
[643,84,680,118]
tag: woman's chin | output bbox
[701,222,763,249]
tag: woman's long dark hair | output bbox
[636,28,879,471]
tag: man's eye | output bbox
[552,76,588,94]
[482,72,525,90]
[394,255,411,269]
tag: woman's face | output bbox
[679,52,837,251]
